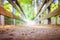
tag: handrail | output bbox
[0,5,23,21]
[39,8,60,21]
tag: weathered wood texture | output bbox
[0,6,21,20]
[0,25,60,40]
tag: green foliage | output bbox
[4,1,13,12]
[5,16,12,25]
[18,0,34,20]
[16,20,24,24]
[18,0,32,4]
[15,10,21,17]
[17,0,35,20]
[51,3,58,12]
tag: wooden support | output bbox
[36,0,45,17]
[34,0,53,20]
[0,5,23,21]
[39,8,60,21]
[0,0,5,25]
[7,0,26,18]
[12,8,16,25]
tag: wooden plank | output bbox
[39,8,60,21]
[34,0,53,20]
[0,5,22,20]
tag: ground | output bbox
[0,24,60,40]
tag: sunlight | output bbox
[23,19,36,25]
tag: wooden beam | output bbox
[7,0,26,18]
[16,0,26,17]
[39,8,60,21]
[34,0,53,20]
[0,5,23,20]
[36,0,45,16]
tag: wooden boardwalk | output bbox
[0,25,60,40]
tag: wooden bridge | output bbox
[0,0,60,40]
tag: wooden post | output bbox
[48,6,51,24]
[13,8,16,25]
[0,0,4,25]
[58,0,60,24]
